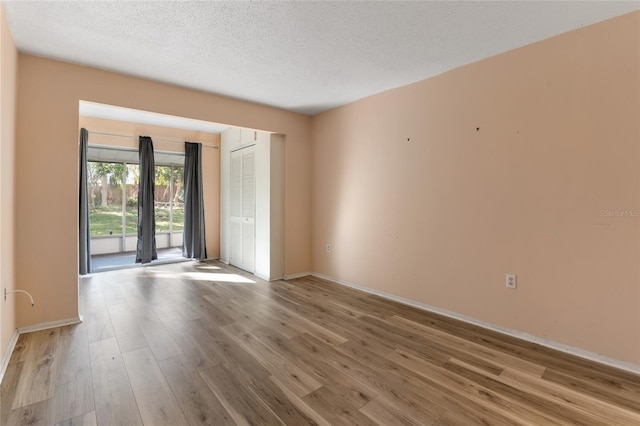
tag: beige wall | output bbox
[15,55,312,329]
[311,12,640,364]
[78,116,221,257]
[0,5,17,365]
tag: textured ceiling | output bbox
[4,1,640,115]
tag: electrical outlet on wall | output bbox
[326,244,331,253]
[506,274,517,289]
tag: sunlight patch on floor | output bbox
[144,270,255,283]
[194,265,222,271]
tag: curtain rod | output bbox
[87,130,219,149]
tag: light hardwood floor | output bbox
[1,260,639,425]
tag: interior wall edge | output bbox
[16,316,82,335]
[0,2,18,372]
[283,271,312,280]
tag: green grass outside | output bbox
[89,205,183,236]
[157,207,184,232]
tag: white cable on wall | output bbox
[4,289,35,307]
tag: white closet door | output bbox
[229,146,255,272]
[241,151,255,272]
[229,220,242,268]
[229,154,242,267]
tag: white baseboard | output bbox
[0,329,19,385]
[254,272,270,281]
[255,272,285,282]
[284,271,311,280]
[0,316,82,385]
[17,316,82,334]
[311,272,640,375]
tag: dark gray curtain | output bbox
[183,142,207,259]
[78,128,92,275]
[136,136,157,263]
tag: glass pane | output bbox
[155,165,172,233]
[172,166,184,232]
[125,164,139,235]
[88,161,124,237]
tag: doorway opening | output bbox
[79,100,284,279]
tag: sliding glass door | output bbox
[88,160,184,256]
[88,161,131,254]
[154,165,184,249]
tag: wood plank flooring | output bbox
[1,260,639,425]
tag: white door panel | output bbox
[229,146,255,273]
